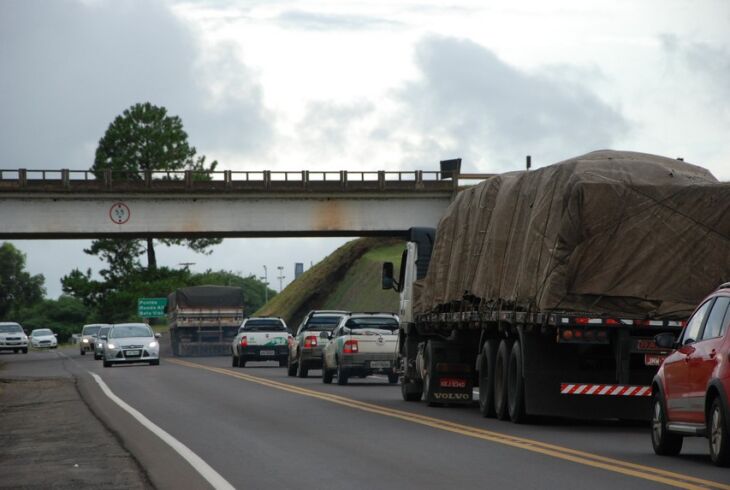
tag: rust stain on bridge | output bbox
[313,200,346,231]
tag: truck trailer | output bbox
[383,150,730,422]
[168,286,245,356]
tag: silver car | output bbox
[93,325,111,360]
[0,322,28,354]
[287,310,347,378]
[103,323,160,367]
[80,324,108,355]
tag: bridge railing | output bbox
[0,169,454,193]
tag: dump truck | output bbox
[168,285,245,356]
[382,150,730,422]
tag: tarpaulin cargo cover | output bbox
[168,286,244,310]
[415,150,730,319]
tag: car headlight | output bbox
[82,338,89,343]
[107,343,116,349]
[97,343,102,347]
[148,341,158,348]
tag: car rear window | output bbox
[345,317,398,332]
[304,316,342,331]
[242,319,286,332]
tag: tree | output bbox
[90,102,221,271]
[0,243,45,318]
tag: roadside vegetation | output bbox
[255,238,404,330]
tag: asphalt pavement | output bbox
[1,347,728,489]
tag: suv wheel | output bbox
[651,392,683,456]
[709,397,730,466]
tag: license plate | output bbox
[644,354,666,366]
[439,377,467,389]
[370,361,390,368]
[260,350,275,356]
[125,350,141,357]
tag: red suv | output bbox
[651,283,730,466]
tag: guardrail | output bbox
[0,169,460,193]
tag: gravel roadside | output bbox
[0,376,153,489]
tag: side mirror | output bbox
[101,335,108,340]
[154,333,161,339]
[54,333,58,337]
[654,332,676,349]
[382,262,395,290]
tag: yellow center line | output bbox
[169,358,729,490]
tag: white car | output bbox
[80,323,109,355]
[30,328,58,349]
[103,323,160,367]
[322,313,400,385]
[231,317,290,368]
[0,322,28,354]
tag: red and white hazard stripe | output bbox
[560,383,652,397]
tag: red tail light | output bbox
[343,339,359,354]
[304,335,318,348]
[240,336,248,347]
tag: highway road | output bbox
[2,348,729,490]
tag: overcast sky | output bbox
[1,0,729,298]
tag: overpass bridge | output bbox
[0,168,478,239]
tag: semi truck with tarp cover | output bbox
[168,286,245,356]
[382,150,730,422]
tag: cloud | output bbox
[392,36,627,170]
[0,0,271,171]
[297,99,375,159]
[276,10,401,31]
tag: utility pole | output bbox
[260,265,269,304]
[277,266,285,292]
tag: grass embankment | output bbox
[255,238,404,330]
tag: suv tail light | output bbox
[240,336,248,347]
[343,339,359,354]
[304,335,318,348]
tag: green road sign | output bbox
[138,297,167,318]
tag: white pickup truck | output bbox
[322,313,400,385]
[231,317,290,368]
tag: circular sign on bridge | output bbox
[109,202,131,225]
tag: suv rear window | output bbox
[242,319,286,332]
[82,325,101,336]
[345,317,398,332]
[304,315,342,331]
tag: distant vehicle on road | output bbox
[0,322,28,354]
[103,323,161,367]
[30,329,58,349]
[80,324,108,355]
[93,325,112,360]
[231,317,289,368]
[288,310,347,378]
[322,313,400,385]
[651,283,730,466]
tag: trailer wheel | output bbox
[507,340,527,423]
[494,338,513,420]
[336,363,348,385]
[478,339,498,418]
[400,335,423,401]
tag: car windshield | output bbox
[0,324,22,333]
[98,326,110,337]
[32,329,53,336]
[241,319,286,332]
[110,325,153,338]
[345,317,398,332]
[82,325,102,336]
[304,316,342,331]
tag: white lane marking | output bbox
[89,372,234,490]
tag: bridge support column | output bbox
[104,168,112,189]
[62,169,70,189]
[378,171,385,191]
[340,171,347,190]
[145,170,152,188]
[19,169,27,188]
[225,170,232,189]
[264,171,271,190]
[416,170,423,190]
[185,170,192,189]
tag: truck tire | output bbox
[478,339,498,418]
[421,341,441,406]
[651,391,683,456]
[507,340,527,423]
[494,338,513,420]
[239,360,246,368]
[297,359,309,378]
[336,363,348,385]
[287,355,297,377]
[400,336,423,401]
